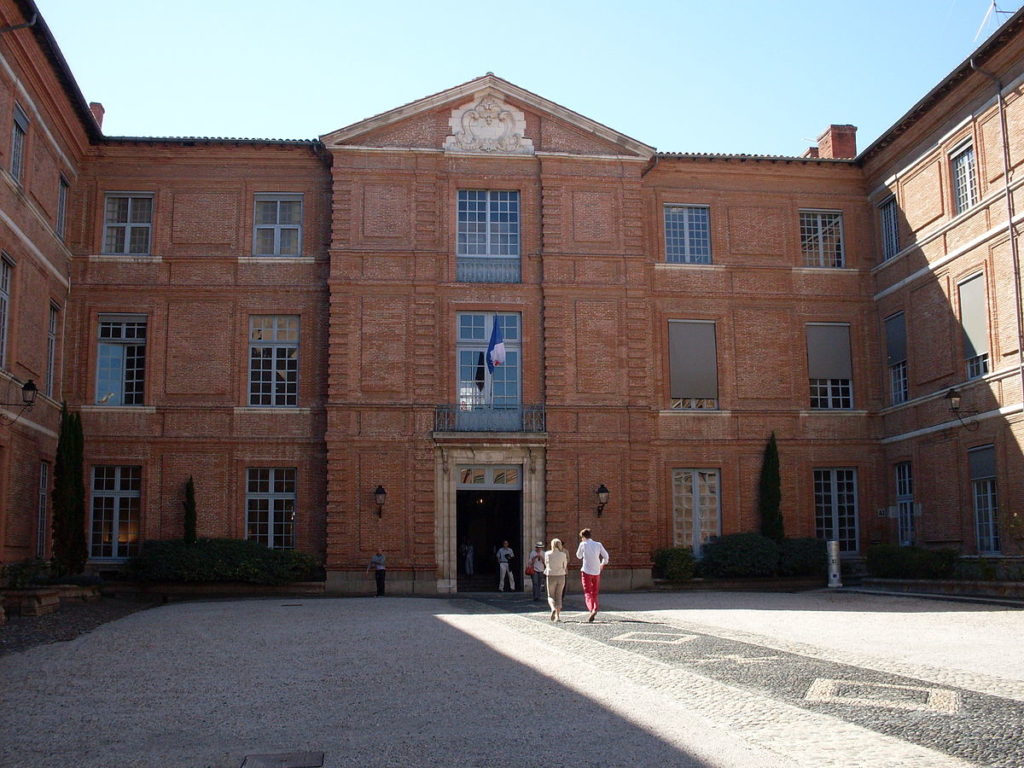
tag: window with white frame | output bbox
[0,256,11,369]
[807,323,853,409]
[668,320,718,409]
[456,190,520,282]
[800,210,844,267]
[958,274,989,380]
[96,315,146,405]
[89,465,141,559]
[895,461,915,547]
[950,143,978,215]
[879,196,899,261]
[813,467,859,552]
[36,462,49,558]
[456,312,520,411]
[10,104,28,184]
[665,205,711,264]
[969,446,1000,554]
[884,312,908,405]
[56,176,69,239]
[672,468,721,558]
[253,194,302,256]
[248,315,299,407]
[103,194,152,254]
[246,467,296,549]
[46,303,59,398]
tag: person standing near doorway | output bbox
[497,540,515,592]
[576,528,609,622]
[369,548,386,596]
[544,538,568,621]
[528,543,546,601]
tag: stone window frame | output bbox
[456,311,521,411]
[248,315,299,407]
[10,103,28,185]
[878,195,900,261]
[813,467,860,553]
[252,193,303,257]
[799,209,845,268]
[89,465,142,560]
[95,314,147,406]
[664,204,711,264]
[950,141,979,216]
[46,302,59,398]
[102,193,153,255]
[245,467,297,550]
[56,175,70,239]
[0,254,11,370]
[671,467,721,558]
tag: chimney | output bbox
[815,124,857,159]
[89,101,105,130]
[801,146,820,159]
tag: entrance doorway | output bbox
[455,466,523,592]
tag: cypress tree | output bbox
[51,404,87,576]
[182,475,197,545]
[758,431,784,542]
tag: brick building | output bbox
[1,0,1022,593]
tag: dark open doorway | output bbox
[456,489,522,592]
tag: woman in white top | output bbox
[544,538,569,622]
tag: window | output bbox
[56,176,69,239]
[36,462,49,558]
[800,210,844,267]
[456,190,520,282]
[248,315,299,407]
[253,194,302,256]
[958,274,989,379]
[969,446,1000,554]
[895,461,915,547]
[0,256,11,369]
[665,205,711,264]
[103,194,152,254]
[884,313,908,405]
[455,312,521,430]
[672,468,720,557]
[951,143,978,215]
[879,196,899,261]
[96,316,146,405]
[807,323,853,409]
[246,468,296,549]
[668,321,718,409]
[10,104,28,184]
[814,468,859,552]
[46,303,59,398]
[89,465,141,559]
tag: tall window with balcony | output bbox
[814,468,859,552]
[254,194,302,256]
[800,210,844,267]
[950,142,978,215]
[884,312,908,405]
[958,274,989,379]
[103,194,152,254]
[89,465,141,559]
[46,303,59,398]
[10,104,28,184]
[96,316,146,405]
[807,323,853,409]
[449,312,523,431]
[969,446,999,554]
[56,176,69,239]
[0,256,11,369]
[879,196,899,261]
[246,467,296,549]
[456,190,520,282]
[248,315,299,407]
[665,205,711,264]
[668,320,718,409]
[894,461,915,546]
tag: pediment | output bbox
[321,74,654,159]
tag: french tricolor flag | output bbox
[486,319,505,373]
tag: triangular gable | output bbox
[321,74,655,159]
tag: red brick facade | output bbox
[1,0,1022,591]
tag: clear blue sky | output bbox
[37,0,1024,156]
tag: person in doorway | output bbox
[576,528,609,622]
[496,540,515,592]
[544,538,568,621]
[528,542,546,601]
[369,548,386,596]
[462,543,475,577]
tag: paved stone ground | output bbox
[0,589,1021,768]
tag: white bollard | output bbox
[827,540,842,588]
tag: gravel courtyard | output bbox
[1,590,1021,768]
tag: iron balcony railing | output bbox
[434,404,545,433]
[456,256,521,283]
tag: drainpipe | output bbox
[971,58,1024,406]
[0,13,36,35]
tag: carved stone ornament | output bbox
[444,91,534,155]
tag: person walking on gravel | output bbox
[576,528,609,622]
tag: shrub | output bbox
[865,544,958,579]
[129,538,323,585]
[652,547,696,581]
[1,558,50,589]
[699,533,779,578]
[778,537,828,577]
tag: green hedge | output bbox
[865,544,958,579]
[652,547,697,581]
[129,538,323,585]
[699,533,779,578]
[778,537,828,577]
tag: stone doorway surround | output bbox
[434,442,546,594]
